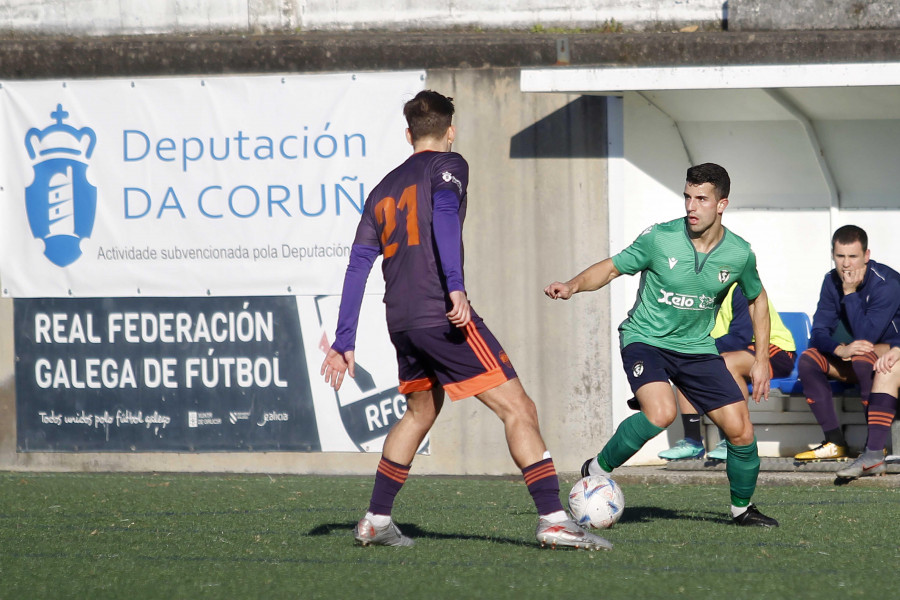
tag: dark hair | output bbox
[403,90,454,142]
[686,163,730,200]
[832,224,868,252]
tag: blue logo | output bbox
[24,104,97,267]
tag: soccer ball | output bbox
[567,475,625,529]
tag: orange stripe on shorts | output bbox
[398,376,436,395]
[464,322,499,371]
[443,367,508,401]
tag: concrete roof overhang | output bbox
[521,62,900,211]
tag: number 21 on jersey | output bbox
[374,184,419,259]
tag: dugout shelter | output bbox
[521,62,900,462]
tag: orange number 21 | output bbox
[374,184,419,259]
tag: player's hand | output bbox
[544,281,575,300]
[446,290,471,328]
[841,267,866,295]
[875,347,900,375]
[836,339,875,360]
[749,359,770,403]
[321,348,355,391]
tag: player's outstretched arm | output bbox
[544,258,620,300]
[321,348,356,391]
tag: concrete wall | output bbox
[10,0,898,35]
[0,68,613,475]
[0,1,724,35]
[731,0,900,31]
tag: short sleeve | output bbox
[736,249,763,301]
[612,225,655,275]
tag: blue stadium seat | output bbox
[767,312,811,395]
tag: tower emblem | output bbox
[24,104,97,267]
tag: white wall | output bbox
[0,0,724,34]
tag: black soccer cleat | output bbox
[732,504,779,527]
[580,458,592,478]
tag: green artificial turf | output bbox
[1,472,898,599]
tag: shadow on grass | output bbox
[619,505,730,525]
[307,522,536,547]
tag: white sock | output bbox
[366,512,391,527]
[588,456,610,476]
[540,510,568,523]
[731,505,749,518]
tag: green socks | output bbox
[726,438,760,506]
[597,414,761,509]
[599,412,665,470]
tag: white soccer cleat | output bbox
[536,518,613,551]
[353,516,415,547]
[794,441,847,462]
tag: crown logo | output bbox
[25,104,96,162]
[23,104,98,268]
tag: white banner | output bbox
[0,71,425,297]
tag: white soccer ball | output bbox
[567,475,625,529]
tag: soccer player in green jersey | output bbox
[545,163,778,527]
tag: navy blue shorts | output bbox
[622,342,743,413]
[390,316,517,401]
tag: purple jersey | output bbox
[354,150,469,332]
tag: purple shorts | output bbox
[390,316,517,401]
[746,344,796,379]
[622,342,743,413]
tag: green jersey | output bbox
[611,217,763,355]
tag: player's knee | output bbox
[486,390,539,427]
[727,427,754,446]
[512,395,540,427]
[402,406,439,430]
[723,419,754,446]
[798,350,825,378]
[644,405,676,428]
[404,391,441,422]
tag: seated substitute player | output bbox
[321,90,611,550]
[794,225,900,461]
[545,163,779,527]
[659,283,796,461]
[836,344,900,479]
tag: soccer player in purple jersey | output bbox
[321,90,611,550]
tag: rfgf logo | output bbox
[24,104,97,267]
